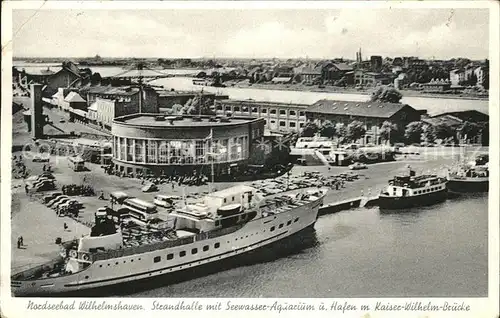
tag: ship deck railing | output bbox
[90,224,244,262]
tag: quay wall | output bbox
[318,195,380,216]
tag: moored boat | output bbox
[11,185,327,296]
[379,166,448,210]
[447,162,489,193]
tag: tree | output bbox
[404,121,424,144]
[90,72,102,85]
[422,124,436,143]
[346,120,366,142]
[434,123,455,141]
[181,95,215,116]
[460,121,480,142]
[301,122,319,137]
[319,120,336,139]
[379,121,398,144]
[370,86,403,103]
[335,123,347,143]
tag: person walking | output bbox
[64,223,68,231]
[20,236,23,246]
[17,237,21,249]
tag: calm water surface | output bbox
[151,77,489,116]
[130,194,488,297]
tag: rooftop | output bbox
[157,90,215,97]
[64,91,86,103]
[307,99,414,118]
[206,185,256,199]
[114,113,261,127]
[219,99,309,109]
[84,85,141,96]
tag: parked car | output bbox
[32,154,50,162]
[39,172,55,179]
[53,198,72,210]
[34,180,56,192]
[349,162,367,170]
[58,199,82,211]
[59,119,66,123]
[47,195,69,207]
[141,183,159,193]
[154,195,174,208]
[42,192,64,204]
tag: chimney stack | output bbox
[30,84,44,139]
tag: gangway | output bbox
[314,150,334,166]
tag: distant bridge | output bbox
[104,67,199,81]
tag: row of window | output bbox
[264,120,305,129]
[270,217,299,232]
[216,105,305,117]
[113,136,248,164]
[91,217,302,279]
[153,242,222,263]
[415,186,442,194]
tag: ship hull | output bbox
[447,178,489,193]
[378,188,447,210]
[24,224,318,297]
[12,194,323,296]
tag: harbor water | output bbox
[128,193,488,297]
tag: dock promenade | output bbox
[10,144,468,271]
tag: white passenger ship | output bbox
[11,185,327,296]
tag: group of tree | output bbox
[300,120,367,143]
[300,118,482,146]
[166,95,216,116]
[370,86,403,103]
[404,120,482,144]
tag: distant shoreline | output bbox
[226,82,489,101]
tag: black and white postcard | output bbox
[1,1,498,317]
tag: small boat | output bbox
[379,166,448,210]
[447,161,489,193]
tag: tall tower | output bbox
[30,84,44,139]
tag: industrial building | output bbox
[215,99,309,133]
[305,99,422,145]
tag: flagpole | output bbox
[210,127,215,192]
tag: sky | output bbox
[12,8,490,60]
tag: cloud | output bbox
[222,22,325,58]
[12,9,489,59]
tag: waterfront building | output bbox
[450,69,465,86]
[315,61,355,84]
[87,98,127,131]
[422,78,451,92]
[81,85,159,113]
[16,62,85,97]
[354,70,392,86]
[421,110,489,145]
[215,99,308,133]
[293,65,322,84]
[403,57,428,73]
[474,66,489,88]
[305,100,422,145]
[370,56,383,72]
[111,113,265,177]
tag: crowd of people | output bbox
[12,155,28,179]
